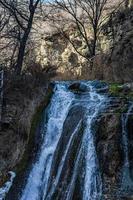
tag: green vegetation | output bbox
[109,83,133,100]
[109,83,122,95]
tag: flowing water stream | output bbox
[17,81,106,200]
[1,81,133,200]
[121,103,133,195]
[0,172,16,200]
[0,81,111,200]
[2,81,133,200]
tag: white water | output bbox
[0,172,16,200]
[45,119,83,199]
[19,82,106,200]
[121,103,133,190]
[20,84,74,200]
[83,87,105,200]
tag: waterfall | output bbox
[20,84,74,200]
[121,103,133,193]
[4,81,107,200]
[0,172,16,200]
[83,89,104,200]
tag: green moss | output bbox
[109,83,122,96]
[109,83,133,100]
[15,86,53,174]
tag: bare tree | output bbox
[53,0,122,62]
[0,0,42,75]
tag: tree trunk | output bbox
[89,28,97,70]
[92,29,97,57]
[15,11,34,75]
[15,36,28,75]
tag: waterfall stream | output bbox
[2,81,107,200]
[21,84,74,200]
[19,82,106,200]
[0,172,16,200]
[1,81,133,199]
[121,103,133,194]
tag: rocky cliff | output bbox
[0,77,53,186]
[102,6,133,83]
[97,98,126,199]
[33,5,133,83]
[96,82,133,199]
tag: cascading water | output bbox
[4,81,107,200]
[0,172,16,200]
[21,84,74,200]
[121,103,133,194]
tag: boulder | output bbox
[91,81,109,93]
[68,82,88,93]
[91,80,108,89]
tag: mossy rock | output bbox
[15,85,54,174]
[109,83,133,100]
[109,83,123,95]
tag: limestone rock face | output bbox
[33,6,133,82]
[35,32,84,77]
[104,8,133,82]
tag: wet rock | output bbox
[116,84,132,94]
[97,113,122,177]
[69,82,80,90]
[96,86,109,94]
[96,98,128,199]
[120,83,133,94]
[45,105,85,199]
[49,82,55,89]
[68,82,88,93]
[91,80,108,89]
[91,81,109,93]
[127,113,133,178]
